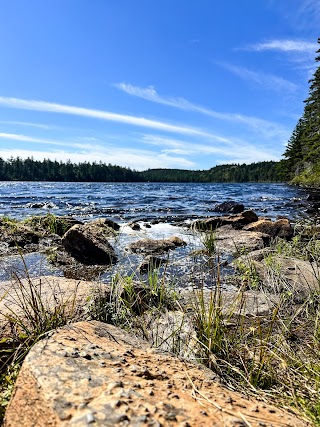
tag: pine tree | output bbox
[280,38,320,183]
[300,39,320,163]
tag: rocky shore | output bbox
[0,205,319,426]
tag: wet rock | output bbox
[243,218,293,239]
[86,218,120,231]
[213,201,244,213]
[4,321,306,427]
[0,218,40,250]
[25,202,56,209]
[128,222,141,231]
[306,191,320,201]
[62,223,117,265]
[192,210,258,231]
[127,237,187,255]
[139,256,165,273]
[224,210,259,229]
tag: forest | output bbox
[278,38,320,186]
[142,161,281,182]
[0,157,282,182]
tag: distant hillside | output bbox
[140,161,282,183]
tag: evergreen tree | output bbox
[279,38,320,184]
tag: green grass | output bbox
[0,256,80,420]
[24,213,71,236]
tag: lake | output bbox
[0,181,309,222]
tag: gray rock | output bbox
[213,201,244,213]
[62,224,117,265]
[234,254,320,297]
[127,237,186,255]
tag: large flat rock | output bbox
[235,252,320,296]
[5,321,307,426]
[0,276,107,322]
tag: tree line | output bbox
[0,157,282,182]
[142,161,281,182]
[278,38,320,186]
[0,157,141,182]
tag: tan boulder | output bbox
[5,321,307,427]
[243,218,293,239]
[235,252,320,296]
[0,276,108,322]
[214,225,269,254]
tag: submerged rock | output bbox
[138,255,165,273]
[62,223,117,265]
[127,236,187,255]
[128,222,141,230]
[192,210,258,231]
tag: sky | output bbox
[0,0,319,171]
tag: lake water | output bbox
[0,181,309,222]
[0,181,311,287]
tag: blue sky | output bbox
[0,0,319,171]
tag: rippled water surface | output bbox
[0,181,312,286]
[0,181,309,221]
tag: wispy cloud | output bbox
[246,39,318,53]
[0,146,195,170]
[219,63,298,93]
[242,38,318,75]
[0,120,53,129]
[0,96,230,143]
[142,134,280,163]
[115,83,289,140]
[0,132,97,150]
[142,135,237,156]
[296,0,320,28]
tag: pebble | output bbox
[86,412,95,423]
